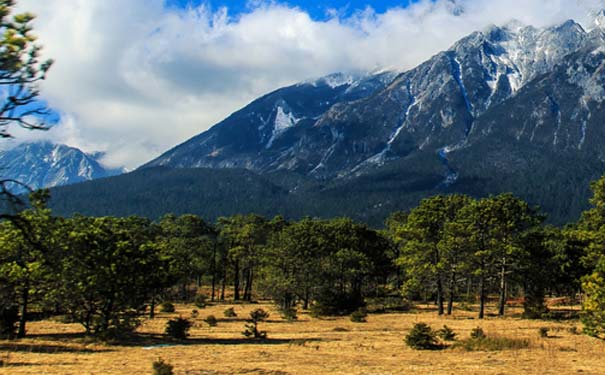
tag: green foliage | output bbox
[204,315,218,327]
[405,323,440,350]
[165,317,192,340]
[242,308,269,339]
[279,307,297,321]
[193,294,207,309]
[160,303,175,313]
[396,194,472,315]
[581,265,605,338]
[52,216,173,337]
[470,327,486,339]
[350,308,368,323]
[437,325,457,341]
[538,327,549,338]
[152,358,174,375]
[223,307,237,318]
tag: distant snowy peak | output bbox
[0,142,123,192]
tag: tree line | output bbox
[2,177,605,340]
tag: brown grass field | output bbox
[1,302,604,375]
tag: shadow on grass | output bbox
[19,331,325,348]
[122,334,324,348]
[0,342,109,354]
[1,362,44,368]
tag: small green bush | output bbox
[405,323,439,350]
[191,309,199,319]
[152,358,174,375]
[470,327,486,339]
[165,317,192,340]
[223,307,237,318]
[350,308,368,323]
[280,307,298,321]
[437,325,457,341]
[243,308,269,339]
[204,315,218,327]
[160,302,175,313]
[454,336,530,351]
[193,294,207,309]
[538,327,549,338]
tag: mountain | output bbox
[51,15,605,225]
[0,142,123,193]
[146,18,602,178]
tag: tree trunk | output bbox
[437,277,444,315]
[233,259,240,301]
[211,242,217,302]
[479,276,485,319]
[17,283,29,338]
[447,272,456,315]
[242,268,250,301]
[149,296,155,319]
[247,268,254,301]
[498,259,507,317]
[220,275,226,301]
[303,288,310,310]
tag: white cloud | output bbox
[11,0,605,168]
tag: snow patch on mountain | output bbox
[266,106,301,148]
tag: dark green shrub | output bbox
[193,294,207,309]
[538,327,549,338]
[310,288,364,316]
[191,309,199,319]
[160,302,175,313]
[405,323,439,350]
[204,315,218,327]
[152,358,174,375]
[454,336,530,351]
[242,308,269,339]
[350,308,368,323]
[280,307,297,321]
[437,325,457,341]
[470,327,486,339]
[223,307,237,318]
[165,317,192,340]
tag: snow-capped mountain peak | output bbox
[0,142,123,192]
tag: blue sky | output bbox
[166,1,420,19]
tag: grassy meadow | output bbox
[1,302,604,375]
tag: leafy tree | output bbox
[218,214,269,301]
[577,176,605,337]
[56,216,169,337]
[157,214,215,301]
[0,190,57,338]
[396,195,471,315]
[582,259,605,338]
[260,217,323,310]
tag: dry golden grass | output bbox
[1,302,605,375]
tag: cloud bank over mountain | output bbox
[13,0,604,168]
